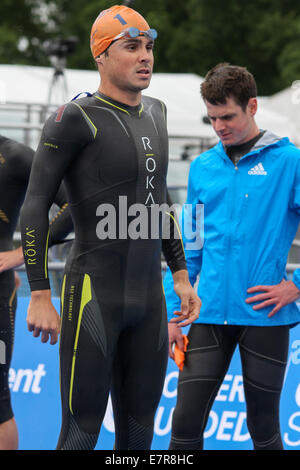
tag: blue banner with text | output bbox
[9,297,300,450]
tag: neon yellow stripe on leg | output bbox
[69,274,92,414]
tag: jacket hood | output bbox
[252,130,284,150]
[215,130,290,159]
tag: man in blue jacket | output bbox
[163,63,300,450]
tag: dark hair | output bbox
[201,63,257,110]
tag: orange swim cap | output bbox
[90,5,151,58]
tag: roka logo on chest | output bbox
[142,136,156,206]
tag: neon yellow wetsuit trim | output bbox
[69,274,92,414]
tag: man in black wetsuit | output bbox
[20,5,200,450]
[0,135,71,449]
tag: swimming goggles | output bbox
[113,27,158,42]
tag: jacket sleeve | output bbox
[20,102,91,291]
[290,158,300,290]
[163,159,203,321]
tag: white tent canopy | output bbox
[149,74,300,144]
[0,64,99,106]
[147,73,215,138]
[0,64,299,144]
[262,84,300,139]
[149,74,300,145]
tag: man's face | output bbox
[99,35,154,94]
[205,96,258,146]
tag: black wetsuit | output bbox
[20,92,186,450]
[0,135,71,425]
[169,324,289,450]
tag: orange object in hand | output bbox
[174,335,189,370]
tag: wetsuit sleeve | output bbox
[161,192,186,273]
[158,99,186,273]
[10,141,73,247]
[48,202,73,248]
[20,102,92,291]
[10,142,35,184]
[48,182,73,247]
[163,160,203,321]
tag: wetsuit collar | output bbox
[94,91,143,116]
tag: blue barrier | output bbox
[9,297,300,450]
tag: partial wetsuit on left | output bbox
[0,135,71,424]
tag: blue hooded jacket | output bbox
[163,131,300,326]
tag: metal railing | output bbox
[0,101,56,148]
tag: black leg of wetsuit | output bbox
[239,325,289,450]
[111,291,168,450]
[0,272,17,424]
[169,324,238,450]
[56,271,114,450]
[169,324,289,450]
[56,261,168,451]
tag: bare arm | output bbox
[167,269,201,359]
[170,269,201,327]
[0,246,23,273]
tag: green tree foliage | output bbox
[0,0,51,65]
[1,0,300,95]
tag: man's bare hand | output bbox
[168,322,184,359]
[246,279,300,318]
[0,247,24,273]
[170,269,201,327]
[27,290,60,345]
